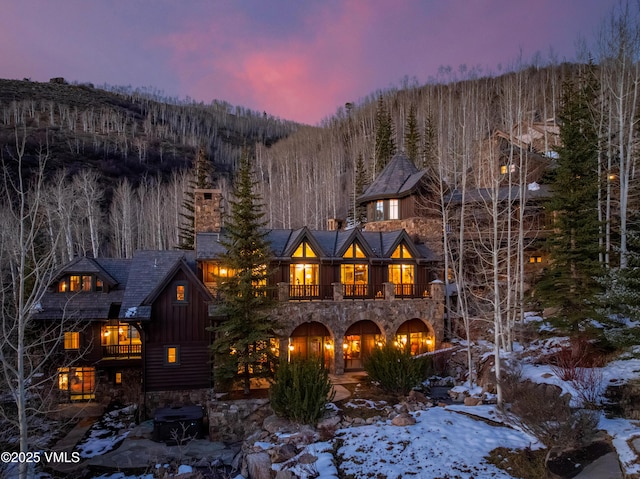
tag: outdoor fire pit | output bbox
[152,405,205,444]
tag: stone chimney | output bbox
[195,189,223,233]
[327,218,344,231]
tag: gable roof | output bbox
[37,257,131,321]
[357,153,427,204]
[197,226,439,262]
[119,250,213,320]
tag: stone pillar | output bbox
[333,336,345,375]
[277,282,289,302]
[430,280,446,344]
[383,282,395,301]
[332,282,343,301]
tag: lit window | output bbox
[57,367,96,401]
[501,164,516,174]
[96,278,103,292]
[389,199,399,220]
[343,243,366,259]
[529,256,543,264]
[292,241,317,258]
[174,282,188,303]
[391,244,413,259]
[69,275,81,292]
[115,372,122,385]
[165,346,179,365]
[82,276,92,292]
[64,332,80,350]
[58,280,68,292]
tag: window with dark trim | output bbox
[173,282,188,304]
[165,345,180,366]
[64,332,80,350]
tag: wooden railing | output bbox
[102,344,142,359]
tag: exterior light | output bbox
[288,345,294,352]
[343,343,348,350]
[324,341,332,350]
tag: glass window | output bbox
[290,263,319,285]
[82,275,92,292]
[96,278,103,292]
[391,244,413,259]
[165,346,179,365]
[57,367,96,401]
[341,264,368,284]
[64,332,80,350]
[115,372,122,385]
[389,199,399,220]
[343,243,366,259]
[174,282,188,303]
[58,280,68,292]
[69,275,81,292]
[375,200,384,220]
[292,241,317,258]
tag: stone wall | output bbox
[363,217,444,257]
[272,281,445,374]
[144,388,214,418]
[194,189,223,234]
[207,398,272,442]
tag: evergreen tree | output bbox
[600,229,640,321]
[536,69,602,327]
[208,150,276,395]
[178,146,214,249]
[374,96,396,176]
[348,153,368,227]
[422,113,438,172]
[404,105,420,165]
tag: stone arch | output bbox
[288,321,333,369]
[343,320,383,371]
[395,318,436,354]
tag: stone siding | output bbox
[207,398,272,442]
[144,388,214,418]
[364,217,444,256]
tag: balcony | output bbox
[282,282,434,301]
[102,344,142,359]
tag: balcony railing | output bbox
[102,344,142,359]
[283,282,434,301]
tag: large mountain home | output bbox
[39,183,445,406]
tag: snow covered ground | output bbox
[32,316,640,479]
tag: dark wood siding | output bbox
[144,269,212,391]
[145,341,211,390]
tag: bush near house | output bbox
[364,344,433,395]
[270,358,335,425]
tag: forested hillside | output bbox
[0,78,297,182]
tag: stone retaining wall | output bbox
[207,398,272,442]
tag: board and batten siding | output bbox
[144,269,213,391]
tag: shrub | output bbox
[363,344,432,395]
[270,358,335,425]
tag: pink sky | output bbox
[0,0,617,124]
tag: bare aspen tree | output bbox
[0,129,82,479]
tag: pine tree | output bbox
[422,113,438,172]
[536,68,602,328]
[208,150,276,395]
[404,105,420,165]
[348,153,368,227]
[374,96,396,176]
[178,146,214,249]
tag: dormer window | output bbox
[58,275,100,292]
[375,201,384,221]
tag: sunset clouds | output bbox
[0,0,616,124]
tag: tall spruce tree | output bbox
[374,96,396,176]
[404,105,420,165]
[348,153,368,227]
[178,146,214,249]
[208,150,276,395]
[422,113,438,172]
[537,69,602,328]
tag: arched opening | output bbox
[395,318,435,355]
[344,320,382,371]
[289,322,332,368]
